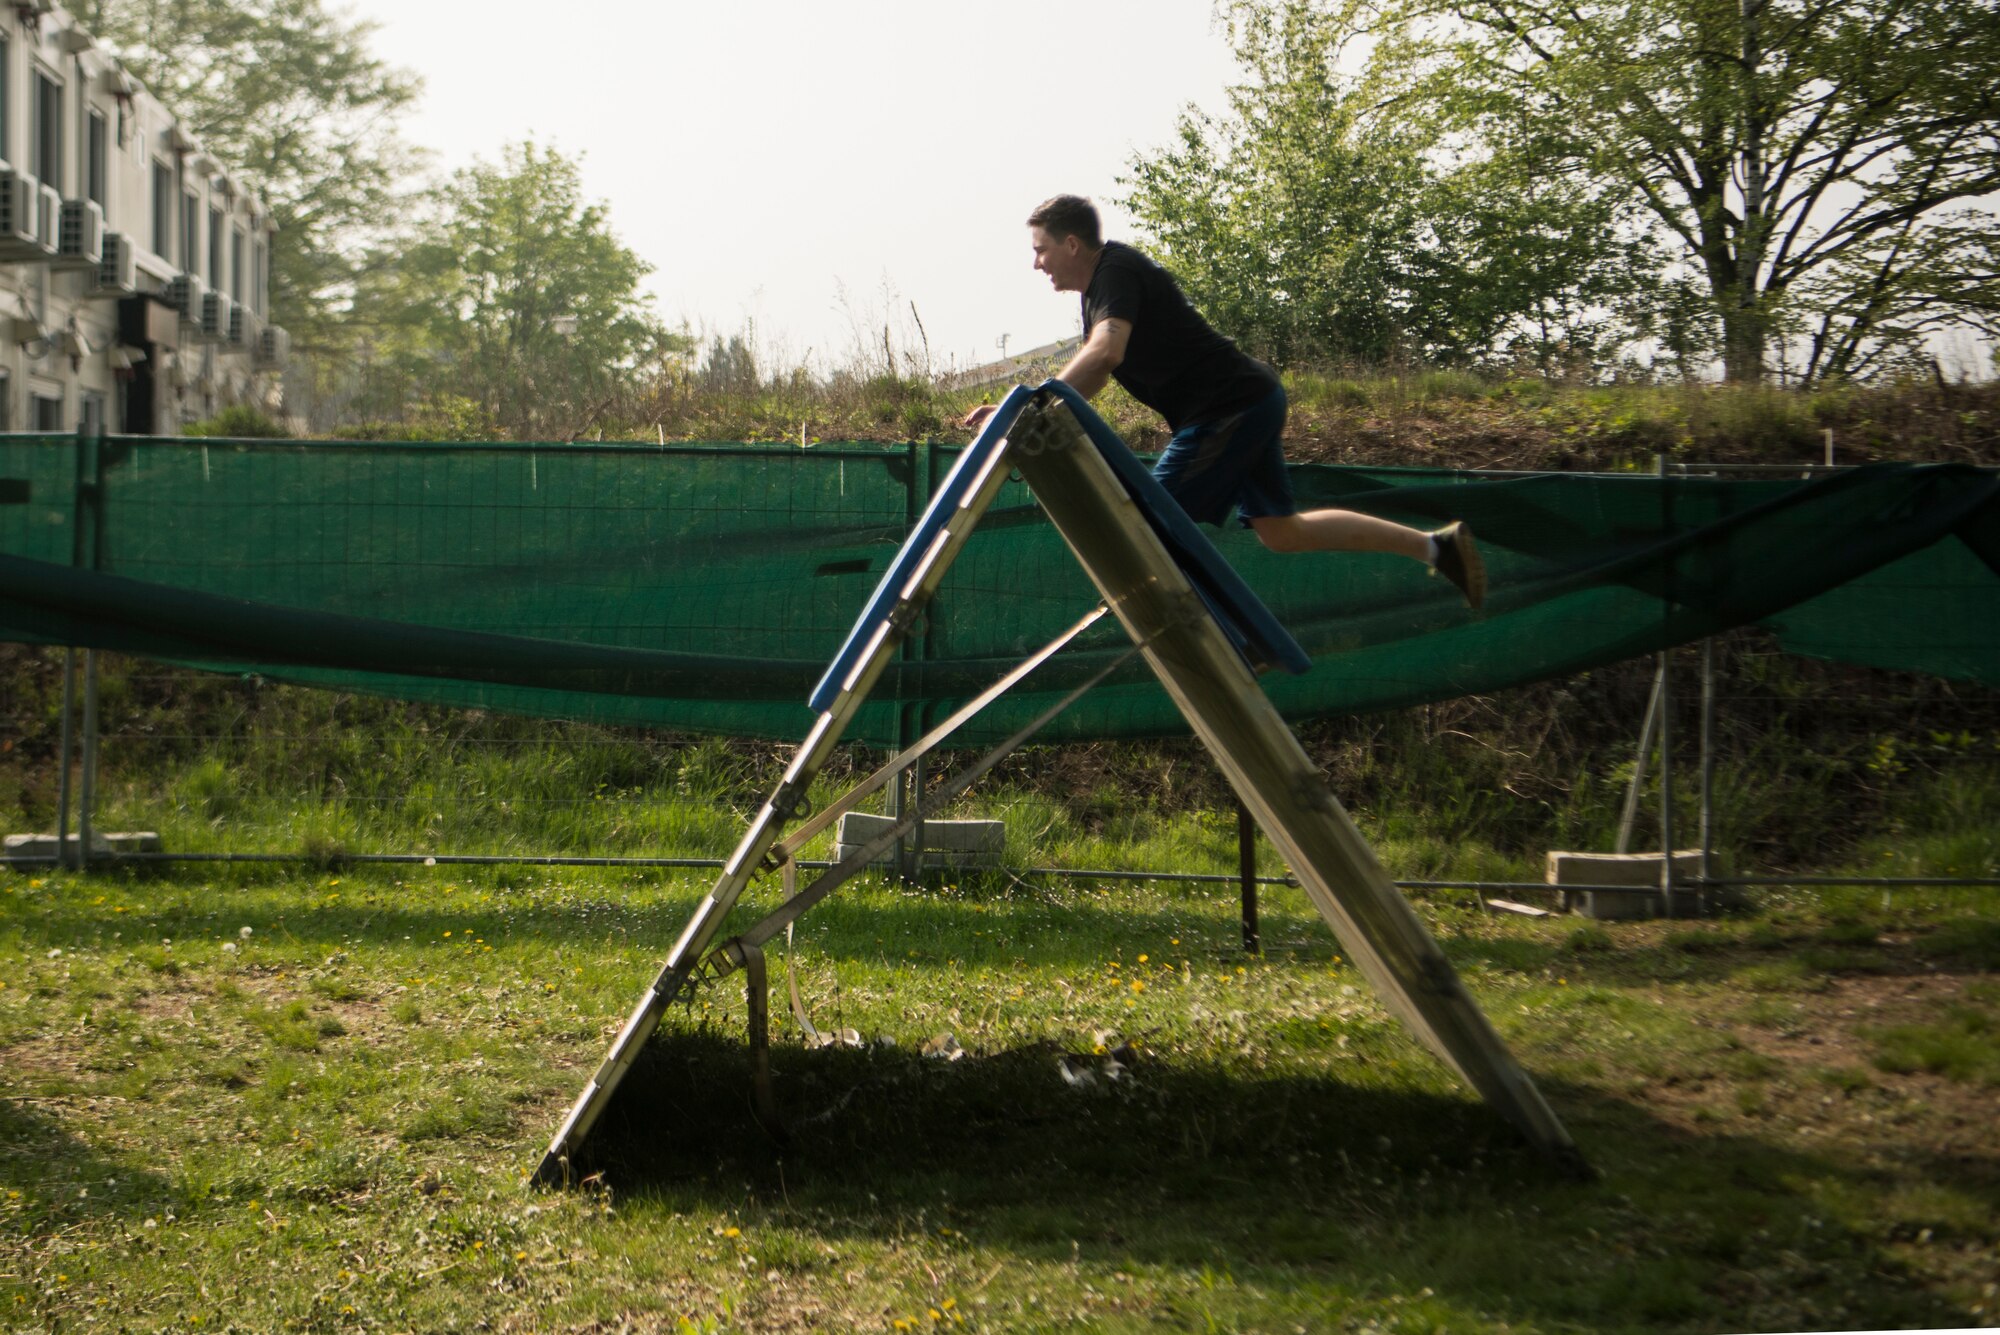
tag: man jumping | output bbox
[963,194,1485,610]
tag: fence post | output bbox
[1615,664,1665,855]
[889,438,924,882]
[78,421,109,872]
[1238,800,1260,955]
[56,650,76,869]
[57,423,102,870]
[1699,636,1717,914]
[1657,456,1676,917]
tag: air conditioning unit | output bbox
[255,324,289,370]
[227,303,258,350]
[200,289,234,341]
[88,233,137,297]
[57,199,104,268]
[34,185,61,258]
[0,170,43,257]
[164,273,206,326]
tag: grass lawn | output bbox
[2,861,1996,1333]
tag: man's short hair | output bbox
[1027,195,1102,248]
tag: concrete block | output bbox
[835,812,1004,870]
[6,831,164,869]
[1545,849,1742,919]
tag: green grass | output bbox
[1868,983,2000,1085]
[3,861,1997,1332]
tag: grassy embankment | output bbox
[2,372,1996,1331]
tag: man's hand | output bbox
[961,404,999,431]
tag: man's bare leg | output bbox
[1248,509,1432,560]
[1249,510,1486,610]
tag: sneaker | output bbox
[1431,521,1486,611]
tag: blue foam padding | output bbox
[1035,380,1311,677]
[808,386,1036,712]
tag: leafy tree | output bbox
[1337,0,2000,381]
[78,0,424,349]
[354,142,681,440]
[1123,3,1653,370]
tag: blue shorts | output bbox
[1149,385,1294,528]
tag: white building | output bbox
[0,0,284,436]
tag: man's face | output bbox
[1029,225,1091,293]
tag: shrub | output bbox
[182,405,290,439]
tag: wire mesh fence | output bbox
[5,430,1996,902]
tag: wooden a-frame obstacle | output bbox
[533,381,1587,1184]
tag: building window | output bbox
[0,372,11,433]
[231,227,244,299]
[81,391,107,437]
[86,110,106,207]
[253,238,266,315]
[152,160,172,256]
[208,204,222,285]
[0,39,10,167]
[181,189,197,272]
[31,394,63,433]
[32,72,61,194]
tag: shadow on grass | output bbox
[562,1027,1979,1332]
[0,1097,174,1228]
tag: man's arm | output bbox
[1056,318,1131,400]
[958,318,1132,429]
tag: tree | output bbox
[1122,2,1655,370]
[355,142,680,440]
[78,0,424,348]
[1336,0,2000,381]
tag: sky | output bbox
[344,0,1245,378]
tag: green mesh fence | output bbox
[2,431,1995,746]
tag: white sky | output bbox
[345,0,1244,377]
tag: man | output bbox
[963,194,1485,610]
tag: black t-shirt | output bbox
[1082,241,1279,431]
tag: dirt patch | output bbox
[1644,970,1998,1165]
[220,967,396,1043]
[129,987,199,1024]
[0,1034,76,1077]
